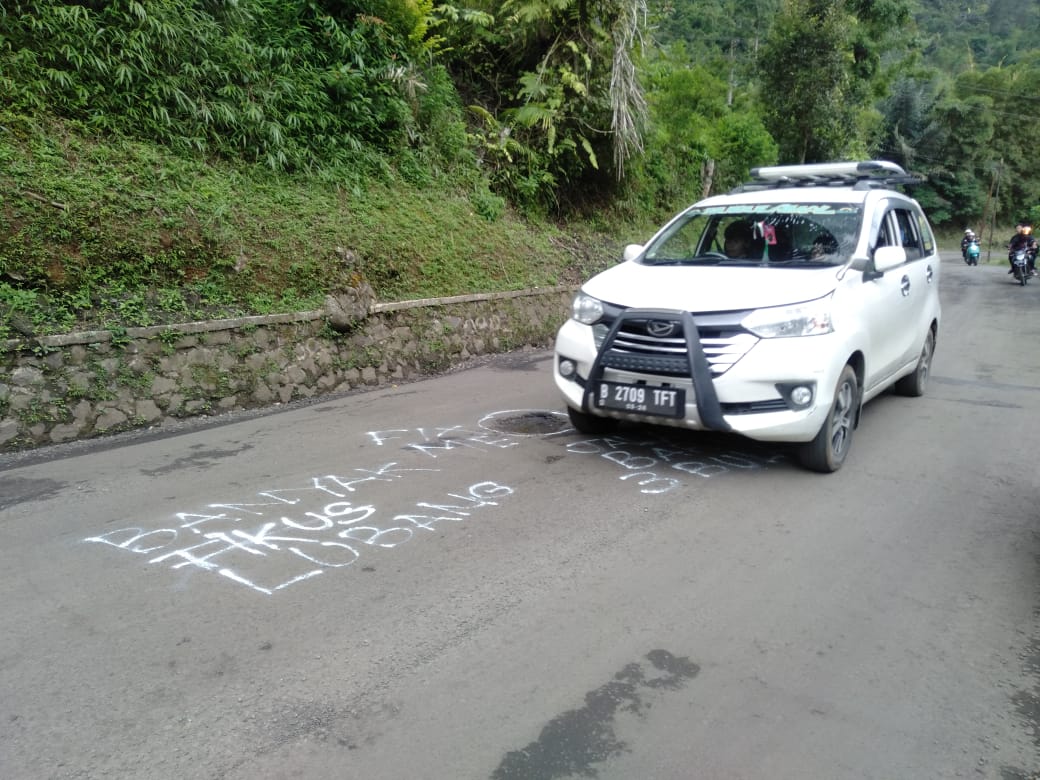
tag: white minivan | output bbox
[553,161,941,472]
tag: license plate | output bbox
[594,382,685,417]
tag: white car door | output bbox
[857,206,922,393]
[890,205,938,367]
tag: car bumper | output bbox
[553,319,849,443]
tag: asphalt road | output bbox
[1,254,1039,780]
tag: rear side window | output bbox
[893,209,923,259]
[915,213,935,254]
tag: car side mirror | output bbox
[873,245,906,273]
[622,243,644,262]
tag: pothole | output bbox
[479,409,571,435]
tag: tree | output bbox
[757,0,856,163]
[886,78,995,226]
[652,0,777,103]
[621,41,776,213]
[876,58,1040,229]
[710,111,778,190]
[959,64,1040,223]
[432,0,651,210]
[756,0,913,163]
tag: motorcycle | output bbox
[1012,248,1030,285]
[965,239,980,266]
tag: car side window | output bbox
[915,212,935,255]
[894,209,923,259]
[877,213,896,248]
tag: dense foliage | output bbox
[2,0,1040,340]
[0,1,464,170]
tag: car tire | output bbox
[567,405,618,434]
[894,329,934,397]
[796,365,858,473]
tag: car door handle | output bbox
[926,264,934,283]
[901,275,911,296]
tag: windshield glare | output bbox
[640,204,862,267]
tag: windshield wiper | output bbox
[644,255,723,266]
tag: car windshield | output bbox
[639,203,863,268]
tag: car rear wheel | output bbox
[796,365,858,473]
[894,329,934,397]
[567,405,618,434]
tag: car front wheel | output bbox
[796,365,858,473]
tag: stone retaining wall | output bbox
[0,286,576,452]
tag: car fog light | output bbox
[777,382,815,410]
[790,386,813,406]
[558,358,576,378]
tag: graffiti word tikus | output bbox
[85,462,512,595]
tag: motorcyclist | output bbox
[961,229,977,261]
[1008,223,1039,276]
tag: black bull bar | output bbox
[579,308,732,433]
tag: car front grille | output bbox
[595,315,757,377]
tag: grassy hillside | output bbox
[1,111,989,346]
[0,112,637,341]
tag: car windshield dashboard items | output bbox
[640,204,862,267]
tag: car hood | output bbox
[583,261,843,312]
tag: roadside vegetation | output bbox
[2,0,1039,341]
[1,111,625,337]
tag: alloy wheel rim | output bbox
[830,380,854,457]
[919,339,932,385]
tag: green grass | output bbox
[15,109,1003,346]
[0,110,641,341]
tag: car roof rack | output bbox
[730,160,925,193]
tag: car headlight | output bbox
[741,295,834,338]
[571,292,605,325]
